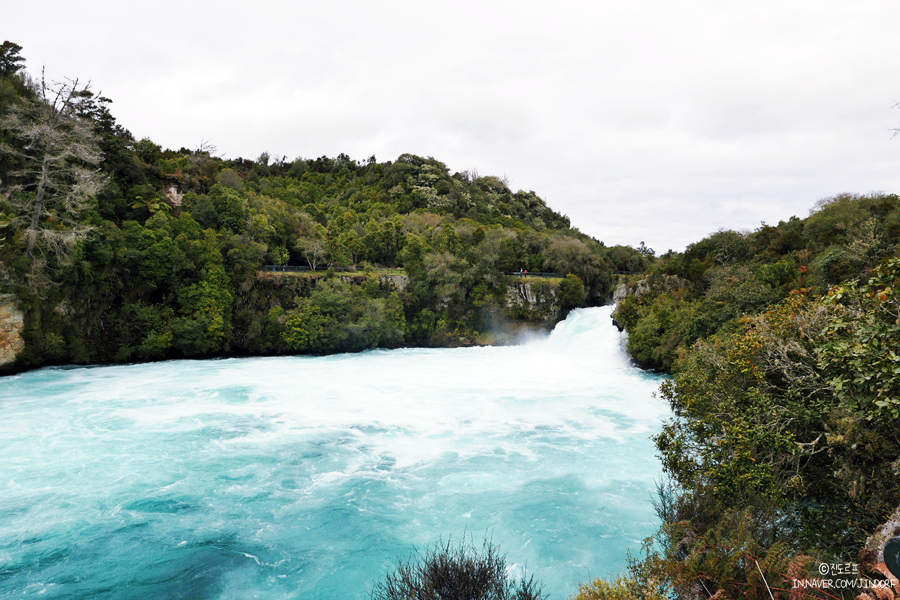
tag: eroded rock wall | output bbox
[0,295,25,369]
[505,280,559,323]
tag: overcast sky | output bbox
[8,1,900,252]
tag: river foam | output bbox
[0,306,666,599]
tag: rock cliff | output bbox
[0,273,571,372]
[505,279,560,323]
[0,295,25,369]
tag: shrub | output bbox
[573,575,667,600]
[369,538,545,600]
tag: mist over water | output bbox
[0,306,667,599]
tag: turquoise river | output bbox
[0,306,667,599]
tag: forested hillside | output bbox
[588,196,900,598]
[613,192,900,371]
[0,42,647,373]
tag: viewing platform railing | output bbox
[264,267,634,278]
[504,272,564,278]
[264,265,311,272]
[263,265,406,274]
[263,266,571,278]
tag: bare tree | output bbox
[892,101,900,139]
[0,71,104,272]
[197,138,217,156]
[295,236,326,270]
[294,213,328,270]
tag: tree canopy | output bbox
[0,42,635,372]
[0,41,25,78]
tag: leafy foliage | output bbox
[818,257,900,418]
[0,41,25,78]
[616,258,900,598]
[603,192,900,597]
[573,574,667,600]
[616,193,900,370]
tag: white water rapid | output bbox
[0,305,667,599]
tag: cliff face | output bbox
[1,274,568,373]
[254,272,558,322]
[0,295,25,369]
[505,280,560,323]
[376,274,408,292]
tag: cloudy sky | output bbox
[7,0,900,251]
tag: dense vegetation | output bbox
[597,195,900,598]
[614,193,900,372]
[0,42,647,373]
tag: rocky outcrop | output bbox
[612,283,630,304]
[375,274,407,291]
[0,294,25,368]
[851,505,900,598]
[862,505,900,569]
[613,274,688,304]
[164,185,183,207]
[505,280,559,323]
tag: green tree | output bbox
[170,231,233,356]
[208,183,247,232]
[216,167,244,191]
[647,269,900,594]
[130,195,171,216]
[557,273,586,312]
[424,250,472,306]
[296,232,326,270]
[345,293,406,349]
[294,213,327,270]
[573,575,666,600]
[542,237,610,299]
[282,278,353,352]
[624,294,695,370]
[282,299,338,352]
[0,41,25,77]
[818,257,900,418]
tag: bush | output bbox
[369,538,546,600]
[573,575,667,600]
[558,273,586,312]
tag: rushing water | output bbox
[0,306,667,599]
